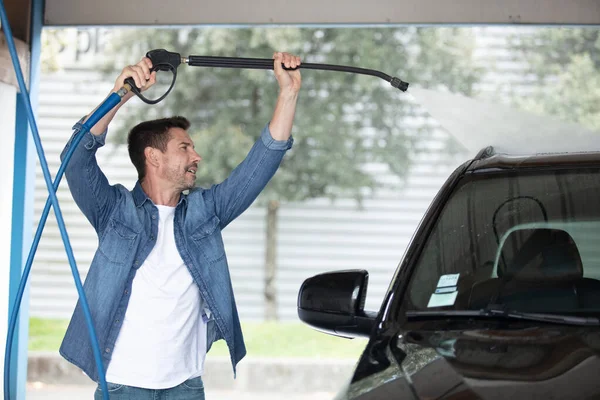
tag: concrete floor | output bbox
[26,382,336,400]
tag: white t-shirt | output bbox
[105,205,207,389]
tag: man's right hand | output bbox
[113,57,157,101]
[84,57,158,135]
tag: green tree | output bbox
[40,29,68,73]
[509,28,600,130]
[105,26,482,319]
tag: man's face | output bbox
[157,127,201,191]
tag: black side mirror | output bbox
[297,270,377,338]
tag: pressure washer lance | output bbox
[124,49,409,105]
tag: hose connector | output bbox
[116,84,131,98]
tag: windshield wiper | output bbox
[406,306,600,326]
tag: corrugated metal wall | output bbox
[29,27,528,320]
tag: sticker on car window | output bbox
[427,291,458,308]
[434,286,456,294]
[436,273,460,288]
[427,273,460,307]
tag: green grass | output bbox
[29,318,366,358]
[29,318,69,352]
[210,321,366,358]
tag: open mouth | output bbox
[186,167,197,176]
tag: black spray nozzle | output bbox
[188,55,409,92]
[123,49,410,105]
[391,77,409,92]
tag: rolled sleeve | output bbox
[71,119,108,150]
[260,122,294,151]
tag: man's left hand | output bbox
[273,52,302,94]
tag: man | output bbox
[59,51,301,399]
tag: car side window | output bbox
[405,167,600,313]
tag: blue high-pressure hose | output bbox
[1,2,121,398]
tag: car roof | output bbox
[467,148,600,173]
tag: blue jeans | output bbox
[94,376,205,399]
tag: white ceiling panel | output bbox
[45,0,600,26]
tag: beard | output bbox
[165,165,196,192]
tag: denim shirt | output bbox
[58,120,293,383]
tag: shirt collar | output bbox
[132,181,188,208]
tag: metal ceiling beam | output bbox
[45,0,600,26]
[2,0,32,42]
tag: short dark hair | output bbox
[127,116,190,181]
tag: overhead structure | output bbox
[45,0,600,26]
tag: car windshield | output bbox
[405,164,600,315]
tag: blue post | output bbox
[8,0,44,398]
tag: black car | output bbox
[298,148,600,400]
